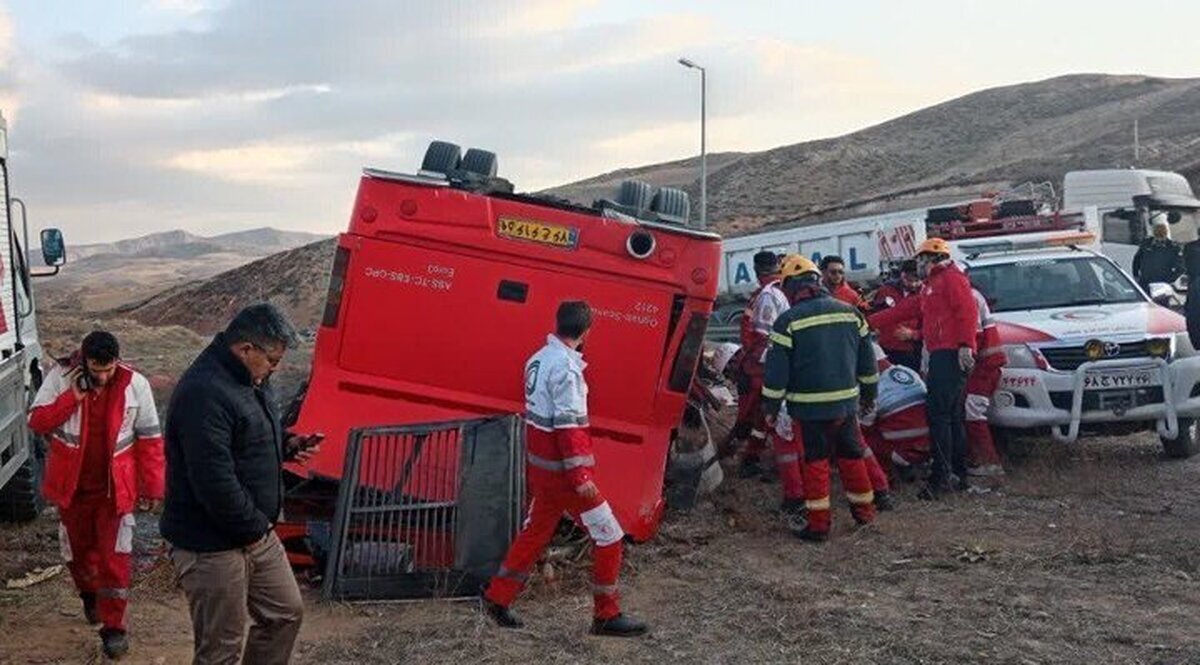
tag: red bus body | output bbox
[291,169,720,541]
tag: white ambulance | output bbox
[961,232,1199,457]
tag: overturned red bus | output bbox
[285,142,721,548]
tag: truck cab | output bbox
[1063,169,1200,283]
[961,233,1200,457]
[0,111,68,521]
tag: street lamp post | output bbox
[678,57,706,230]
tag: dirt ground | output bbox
[4,431,1200,664]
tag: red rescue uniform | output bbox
[30,363,163,633]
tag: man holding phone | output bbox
[161,304,317,665]
[29,331,164,659]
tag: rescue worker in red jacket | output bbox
[870,260,923,373]
[965,287,1007,478]
[29,331,163,660]
[820,254,866,309]
[763,256,878,542]
[483,301,647,638]
[869,238,978,499]
[732,251,790,479]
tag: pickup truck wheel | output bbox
[0,443,44,523]
[1160,418,1198,459]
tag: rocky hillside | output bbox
[119,238,338,336]
[546,74,1200,235]
[61,227,329,263]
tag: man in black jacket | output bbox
[1133,217,1183,291]
[161,304,317,665]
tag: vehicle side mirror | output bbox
[40,228,65,267]
[1148,282,1175,306]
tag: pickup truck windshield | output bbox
[969,256,1145,313]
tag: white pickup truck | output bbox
[962,233,1199,457]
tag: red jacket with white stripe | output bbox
[974,289,1006,371]
[739,277,788,372]
[30,363,164,513]
[869,261,978,353]
[524,335,595,491]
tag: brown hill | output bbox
[546,74,1200,235]
[119,238,337,336]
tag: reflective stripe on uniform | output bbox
[846,491,875,505]
[858,373,879,384]
[787,312,862,333]
[786,386,860,403]
[881,427,930,441]
[526,411,590,431]
[776,453,800,463]
[593,583,619,596]
[762,386,786,399]
[98,587,129,599]
[806,497,831,511]
[769,331,793,348]
[114,433,136,454]
[52,429,80,446]
[134,425,162,438]
[527,453,595,472]
[495,566,529,582]
[979,346,1005,358]
[750,429,766,440]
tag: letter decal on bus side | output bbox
[848,247,867,271]
[734,262,752,286]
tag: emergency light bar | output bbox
[959,232,1096,258]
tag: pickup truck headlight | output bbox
[1004,344,1048,370]
[1145,337,1172,359]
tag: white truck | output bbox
[961,232,1199,457]
[718,168,1197,300]
[1064,169,1200,282]
[0,111,68,522]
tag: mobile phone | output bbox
[75,368,95,393]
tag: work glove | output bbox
[958,346,976,374]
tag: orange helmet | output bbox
[779,254,819,279]
[917,237,952,257]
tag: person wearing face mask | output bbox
[483,301,647,638]
[30,331,163,660]
[161,303,318,665]
[868,238,978,499]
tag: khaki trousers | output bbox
[171,531,304,665]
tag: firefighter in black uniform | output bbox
[762,255,879,542]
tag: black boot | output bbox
[792,526,829,543]
[738,456,764,479]
[81,592,100,626]
[591,613,649,637]
[100,628,129,660]
[481,597,524,629]
[779,498,806,517]
[874,491,897,512]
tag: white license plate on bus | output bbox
[1084,368,1158,389]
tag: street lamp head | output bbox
[678,57,698,69]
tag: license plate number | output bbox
[497,217,579,249]
[1083,368,1157,389]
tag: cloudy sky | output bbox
[4,0,1200,244]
